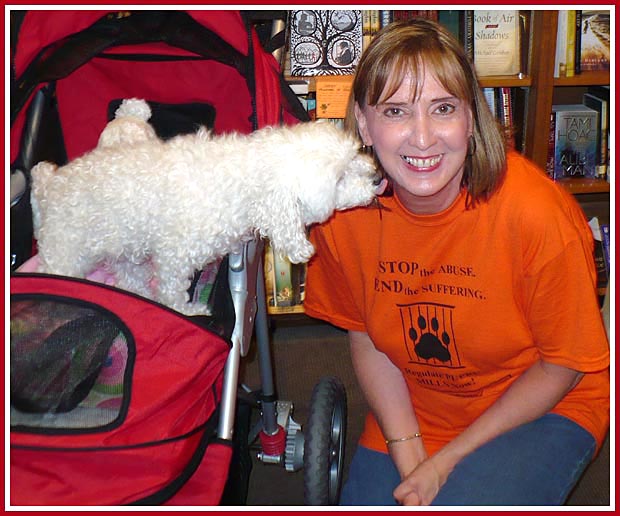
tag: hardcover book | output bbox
[290,10,363,76]
[579,10,610,71]
[552,104,599,179]
[473,10,521,76]
[582,88,609,178]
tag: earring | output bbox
[467,135,477,156]
[361,144,374,156]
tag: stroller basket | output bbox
[10,273,233,505]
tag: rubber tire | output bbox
[303,376,347,505]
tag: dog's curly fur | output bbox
[31,99,380,315]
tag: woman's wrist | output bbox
[388,437,428,479]
[386,432,423,446]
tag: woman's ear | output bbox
[354,102,373,146]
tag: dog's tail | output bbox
[98,98,157,148]
[114,98,152,122]
[30,161,58,239]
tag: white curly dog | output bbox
[31,99,384,315]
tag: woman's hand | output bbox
[393,454,452,506]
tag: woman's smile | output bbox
[401,154,443,171]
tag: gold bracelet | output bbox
[385,433,423,446]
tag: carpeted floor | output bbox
[239,321,611,507]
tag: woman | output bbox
[304,19,609,506]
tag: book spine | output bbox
[438,10,462,41]
[379,10,393,28]
[546,111,556,177]
[554,10,567,77]
[463,10,474,62]
[582,93,608,176]
[370,10,380,36]
[482,87,497,115]
[600,223,610,275]
[362,10,372,51]
[499,87,515,148]
[574,10,582,74]
[565,10,576,77]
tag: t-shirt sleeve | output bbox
[520,195,609,372]
[304,222,367,332]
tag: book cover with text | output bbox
[473,10,521,76]
[552,104,598,179]
[579,10,610,71]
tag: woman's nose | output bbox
[407,114,434,150]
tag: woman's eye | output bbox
[383,107,404,117]
[435,103,456,115]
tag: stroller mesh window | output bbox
[10,296,130,430]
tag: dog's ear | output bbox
[260,177,315,264]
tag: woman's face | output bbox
[355,70,473,214]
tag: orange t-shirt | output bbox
[305,152,610,456]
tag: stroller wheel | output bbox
[303,376,347,506]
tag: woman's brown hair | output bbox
[345,18,507,206]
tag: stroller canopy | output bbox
[11,9,302,162]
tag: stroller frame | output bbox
[9,9,346,506]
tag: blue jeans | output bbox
[340,413,596,506]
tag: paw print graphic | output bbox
[399,303,461,367]
[409,314,451,363]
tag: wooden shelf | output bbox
[553,71,610,87]
[555,178,610,195]
[479,75,532,88]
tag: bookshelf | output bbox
[524,10,610,194]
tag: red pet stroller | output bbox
[10,10,347,506]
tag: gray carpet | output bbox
[239,322,611,506]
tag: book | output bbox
[565,10,577,77]
[551,104,599,179]
[600,222,610,276]
[497,87,516,149]
[473,10,521,76]
[588,217,609,290]
[554,10,568,77]
[518,10,532,76]
[511,86,529,153]
[574,10,582,74]
[546,111,556,177]
[462,10,474,62]
[579,10,610,71]
[379,10,393,28]
[482,87,497,115]
[582,89,609,178]
[438,10,462,42]
[362,10,372,51]
[263,241,305,314]
[290,10,363,76]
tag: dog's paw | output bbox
[283,240,315,264]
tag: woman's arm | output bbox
[393,359,583,505]
[349,330,427,478]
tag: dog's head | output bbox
[282,121,382,225]
[253,121,384,263]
